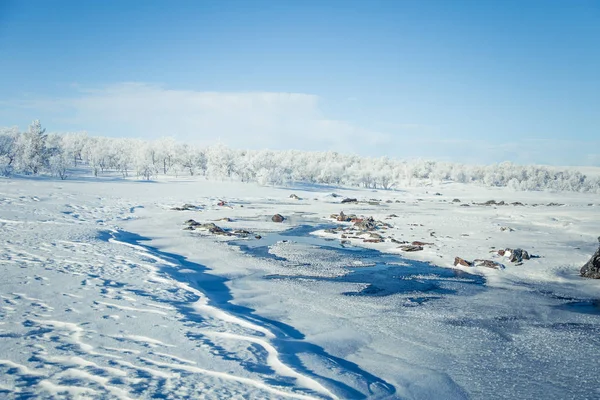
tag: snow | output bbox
[0,174,599,399]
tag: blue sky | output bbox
[0,0,598,165]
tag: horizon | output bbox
[1,0,599,166]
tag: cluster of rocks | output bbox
[581,237,600,279]
[475,200,525,206]
[171,203,201,211]
[454,247,533,270]
[496,248,531,264]
[327,212,434,251]
[183,219,265,239]
[454,257,505,270]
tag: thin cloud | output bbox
[10,83,392,153]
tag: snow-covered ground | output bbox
[1,174,599,399]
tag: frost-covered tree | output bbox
[0,127,19,176]
[15,120,48,174]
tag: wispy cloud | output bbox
[6,82,392,154]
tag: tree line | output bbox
[1,120,599,193]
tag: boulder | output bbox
[473,259,505,269]
[399,245,423,252]
[172,203,198,211]
[507,248,530,263]
[272,214,285,223]
[452,198,461,203]
[337,211,351,222]
[354,217,377,231]
[580,238,600,279]
[289,194,301,200]
[341,198,358,204]
[454,257,472,267]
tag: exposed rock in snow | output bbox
[580,238,600,279]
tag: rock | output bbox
[580,238,600,279]
[354,217,377,231]
[454,257,472,267]
[255,235,262,240]
[217,201,227,206]
[452,198,461,203]
[511,202,525,206]
[399,245,423,252]
[337,211,350,222]
[434,192,442,196]
[387,214,399,218]
[330,193,341,198]
[497,201,505,205]
[185,219,200,227]
[473,259,505,269]
[363,238,383,243]
[289,194,301,200]
[341,198,358,204]
[271,214,285,223]
[386,200,393,203]
[484,200,497,205]
[460,204,470,207]
[546,202,564,207]
[497,249,506,256]
[368,201,380,205]
[412,241,433,246]
[172,203,198,211]
[506,248,530,263]
[500,226,514,232]
[218,217,233,222]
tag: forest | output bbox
[2,120,599,193]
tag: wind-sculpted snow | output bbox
[1,177,599,399]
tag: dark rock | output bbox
[580,238,600,279]
[511,202,525,206]
[217,201,227,206]
[185,219,200,226]
[460,204,470,207]
[546,202,564,207]
[363,238,383,243]
[434,192,442,196]
[172,203,198,211]
[387,214,399,218]
[330,193,341,198]
[507,248,530,263]
[341,198,358,204]
[484,200,497,206]
[272,214,285,223]
[500,226,514,232]
[255,235,262,240]
[289,194,301,200]
[497,201,505,205]
[386,200,393,203]
[473,259,505,269]
[454,257,472,267]
[399,245,423,252]
[452,198,461,203]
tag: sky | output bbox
[0,0,598,166]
